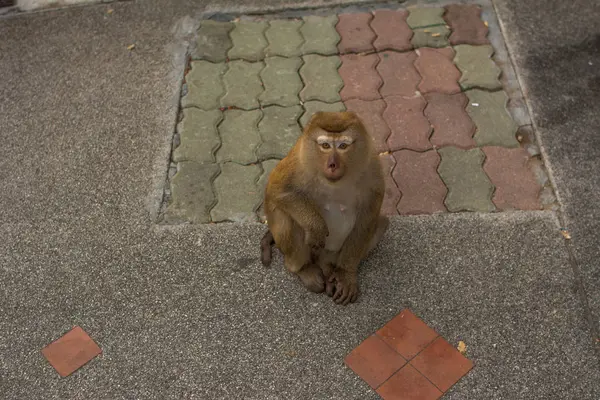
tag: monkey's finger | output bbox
[333,284,343,301]
[325,280,335,297]
[334,287,348,304]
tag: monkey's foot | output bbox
[297,264,325,293]
[328,269,358,305]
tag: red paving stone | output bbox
[379,153,401,215]
[482,146,542,210]
[377,51,421,98]
[424,92,476,149]
[336,12,376,53]
[345,98,390,152]
[371,9,413,52]
[414,47,461,94]
[383,95,432,151]
[377,364,443,400]
[376,309,439,359]
[339,54,382,101]
[392,150,448,215]
[444,4,490,45]
[41,326,102,377]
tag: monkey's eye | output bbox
[338,143,348,150]
[321,143,331,149]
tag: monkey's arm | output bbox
[273,189,329,248]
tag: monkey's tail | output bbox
[260,230,275,267]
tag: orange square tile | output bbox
[41,326,102,377]
[377,364,443,400]
[376,309,439,359]
[345,334,407,389]
[410,337,473,392]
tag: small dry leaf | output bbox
[484,21,489,27]
[457,341,467,354]
[107,8,113,14]
[127,44,136,51]
[431,33,441,37]
[560,228,571,239]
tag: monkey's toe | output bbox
[325,279,335,297]
[297,264,325,293]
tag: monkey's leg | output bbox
[366,216,389,254]
[317,250,337,297]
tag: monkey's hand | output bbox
[305,223,329,254]
[328,269,358,306]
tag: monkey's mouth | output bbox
[324,172,344,182]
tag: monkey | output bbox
[260,111,388,305]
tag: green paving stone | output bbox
[454,45,502,91]
[257,105,302,160]
[173,109,222,163]
[164,162,219,224]
[192,20,234,62]
[411,25,450,48]
[407,7,446,28]
[228,21,268,61]
[467,90,519,147]
[221,60,264,110]
[217,109,262,165]
[265,19,304,57]
[181,61,226,110]
[438,147,495,212]
[211,162,262,222]
[300,101,346,127]
[259,57,303,107]
[300,15,340,55]
[300,55,342,103]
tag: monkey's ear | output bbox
[307,111,361,133]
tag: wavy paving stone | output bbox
[372,9,413,52]
[300,15,340,55]
[377,51,420,97]
[336,12,375,53]
[300,55,343,103]
[424,92,476,149]
[221,60,264,110]
[411,25,450,48]
[300,101,346,127]
[228,21,268,61]
[259,56,303,107]
[454,45,502,90]
[467,90,519,147]
[438,147,495,212]
[265,19,304,57]
[344,99,389,153]
[483,147,542,210]
[173,109,222,163]
[415,47,461,94]
[257,159,280,222]
[392,150,447,214]
[339,54,382,101]
[216,109,262,165]
[379,153,401,216]
[384,95,432,151]
[406,7,446,28]
[444,4,489,45]
[257,105,303,160]
[211,163,262,223]
[164,162,219,224]
[181,61,226,110]
[192,20,234,62]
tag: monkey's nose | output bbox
[328,161,337,171]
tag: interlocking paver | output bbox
[164,162,219,224]
[454,45,502,91]
[257,105,303,160]
[173,109,222,163]
[379,153,401,215]
[383,95,432,151]
[466,90,519,147]
[300,15,340,55]
[216,109,262,165]
[259,56,303,107]
[377,51,420,97]
[265,19,304,57]
[444,4,489,45]
[221,60,264,110]
[211,163,262,222]
[411,25,451,48]
[424,92,476,148]
[392,150,447,214]
[228,21,268,61]
[415,47,461,94]
[192,20,234,62]
[377,365,443,400]
[336,12,376,54]
[257,159,280,221]
[438,147,495,212]
[300,101,346,127]
[483,146,542,210]
[344,99,389,153]
[406,7,446,28]
[300,55,343,103]
[181,61,226,110]
[371,9,413,52]
[339,54,382,101]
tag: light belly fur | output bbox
[321,204,356,252]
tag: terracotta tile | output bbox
[372,9,413,52]
[415,48,461,94]
[424,92,476,148]
[411,336,473,392]
[344,99,389,153]
[379,153,401,216]
[376,309,439,360]
[41,326,102,377]
[336,12,376,53]
[377,51,421,98]
[377,364,443,400]
[345,334,407,389]
[444,4,489,45]
[383,95,432,152]
[339,54,382,101]
[392,150,447,215]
